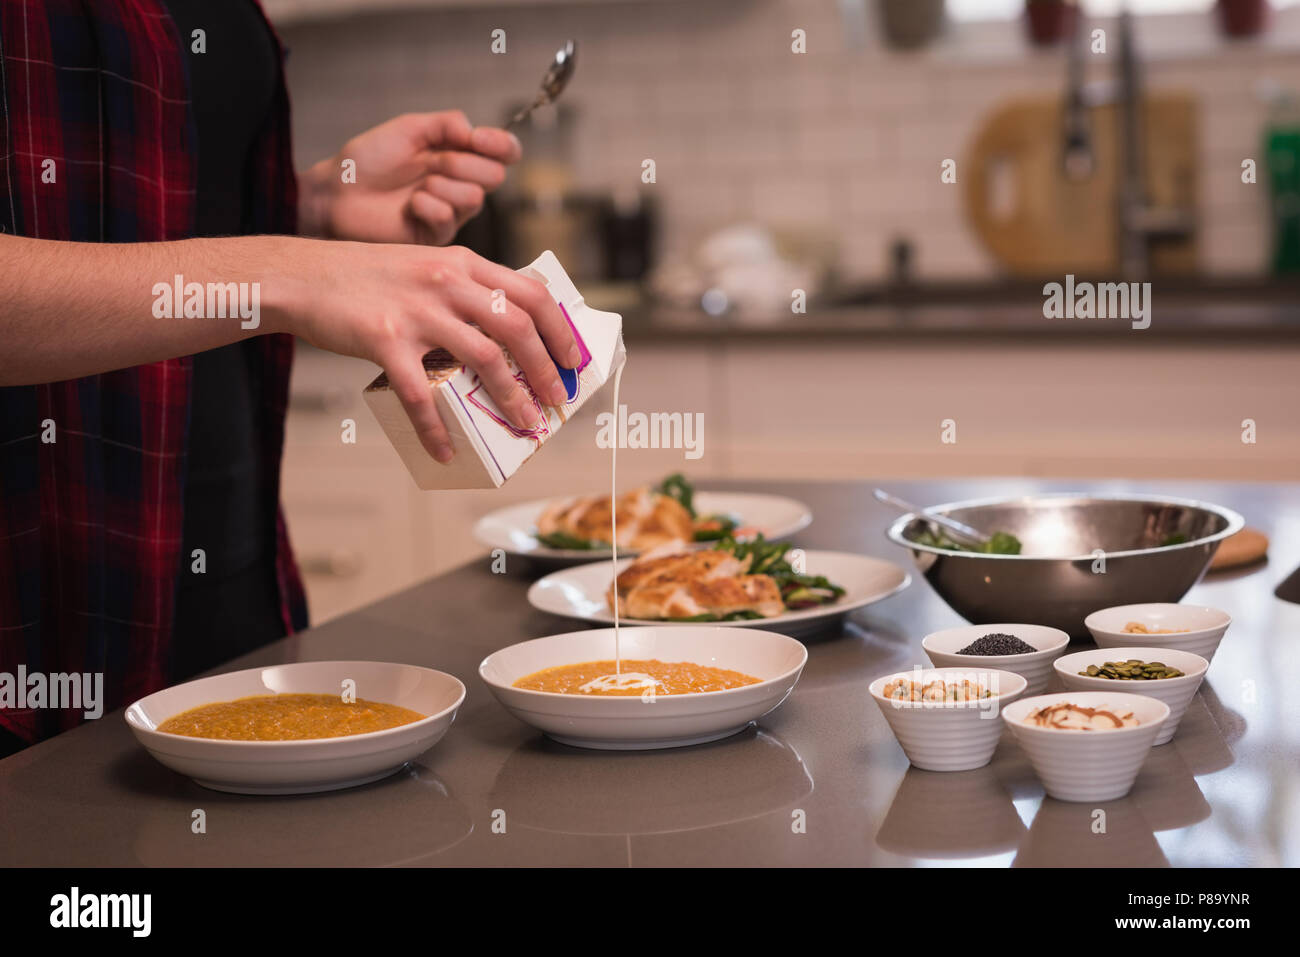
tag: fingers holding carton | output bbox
[363,250,626,489]
[280,240,588,466]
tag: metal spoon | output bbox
[872,488,991,547]
[507,40,577,129]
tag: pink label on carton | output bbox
[554,302,591,402]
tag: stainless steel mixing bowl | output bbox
[886,493,1244,639]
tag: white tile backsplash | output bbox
[280,0,1300,279]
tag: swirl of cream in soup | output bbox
[579,672,663,694]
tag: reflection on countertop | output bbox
[489,726,812,837]
[876,762,1027,860]
[130,762,474,867]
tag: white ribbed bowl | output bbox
[126,661,466,794]
[1002,691,1170,802]
[1053,647,1207,746]
[921,624,1070,696]
[479,626,807,750]
[868,667,1027,772]
[1085,604,1231,663]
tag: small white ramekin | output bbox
[1002,691,1170,802]
[1084,603,1230,663]
[922,623,1071,696]
[869,667,1028,772]
[1053,646,1208,746]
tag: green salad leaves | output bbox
[913,528,1023,555]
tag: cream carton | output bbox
[363,250,625,489]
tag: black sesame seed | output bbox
[956,632,1038,656]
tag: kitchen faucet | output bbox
[1062,9,1196,279]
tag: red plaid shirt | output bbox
[0,0,308,745]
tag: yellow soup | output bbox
[157,693,426,741]
[513,658,761,696]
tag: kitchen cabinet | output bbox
[279,346,423,624]
[720,339,1300,482]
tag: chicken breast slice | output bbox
[612,550,747,602]
[607,549,782,620]
[537,488,693,550]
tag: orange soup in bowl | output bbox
[513,658,760,696]
[157,693,426,741]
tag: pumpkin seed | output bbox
[1079,658,1185,680]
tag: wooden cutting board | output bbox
[963,93,1198,275]
[1210,527,1269,571]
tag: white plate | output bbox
[526,550,910,637]
[472,491,814,562]
[125,661,466,795]
[479,626,807,750]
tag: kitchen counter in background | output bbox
[619,300,1300,343]
[604,276,1300,342]
[2,479,1295,867]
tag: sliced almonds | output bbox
[1024,702,1141,730]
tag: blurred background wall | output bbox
[265,0,1300,620]
[276,0,1300,279]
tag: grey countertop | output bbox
[2,478,1297,867]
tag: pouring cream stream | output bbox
[576,363,662,696]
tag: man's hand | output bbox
[299,110,520,246]
[271,241,579,465]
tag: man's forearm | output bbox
[0,233,298,385]
[0,229,580,459]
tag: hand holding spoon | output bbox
[507,40,577,129]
